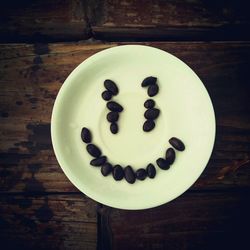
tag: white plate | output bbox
[51,45,215,210]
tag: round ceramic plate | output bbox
[51,45,215,210]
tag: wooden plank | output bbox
[91,0,250,40]
[1,0,250,42]
[0,194,97,250]
[0,0,90,42]
[0,42,250,193]
[98,191,250,250]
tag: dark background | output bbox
[0,0,250,249]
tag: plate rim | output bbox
[51,44,216,210]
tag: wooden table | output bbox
[1,1,250,249]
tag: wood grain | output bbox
[1,0,250,42]
[98,191,250,250]
[0,42,250,193]
[91,0,250,40]
[0,194,97,250]
[0,0,90,42]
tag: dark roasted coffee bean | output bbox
[124,166,136,184]
[169,137,185,151]
[104,79,119,95]
[144,108,160,120]
[144,99,155,109]
[110,123,118,134]
[148,84,159,97]
[101,163,113,176]
[141,76,157,87]
[107,112,119,122]
[113,165,124,181]
[90,156,107,166]
[156,158,170,170]
[136,168,147,180]
[143,120,155,132]
[165,148,175,164]
[102,90,112,101]
[107,101,123,112]
[86,144,102,158]
[81,127,92,143]
[146,164,156,178]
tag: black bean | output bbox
[146,164,156,178]
[113,165,124,181]
[144,108,160,120]
[104,79,119,95]
[169,137,185,151]
[101,163,113,176]
[148,84,159,97]
[90,156,107,166]
[165,148,175,164]
[107,112,119,122]
[144,99,155,109]
[110,123,118,134]
[143,120,155,132]
[102,90,112,101]
[81,127,92,143]
[141,76,157,87]
[107,101,124,112]
[136,168,147,180]
[86,144,102,158]
[156,158,170,170]
[124,166,136,184]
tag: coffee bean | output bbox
[113,165,124,181]
[86,144,102,158]
[107,101,123,112]
[81,127,92,143]
[169,137,185,151]
[148,84,159,97]
[156,158,170,170]
[102,90,112,101]
[141,76,157,87]
[107,112,119,122]
[104,79,119,95]
[110,123,118,134]
[143,120,155,132]
[90,156,107,166]
[165,148,175,164]
[124,166,136,184]
[144,99,155,109]
[101,163,113,176]
[144,108,160,120]
[136,168,147,180]
[146,164,156,178]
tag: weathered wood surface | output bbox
[0,42,250,193]
[0,194,97,250]
[98,191,250,250]
[0,0,90,42]
[1,0,250,42]
[91,0,250,40]
[0,192,249,250]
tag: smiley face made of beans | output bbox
[81,77,185,184]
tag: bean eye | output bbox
[141,76,160,132]
[102,80,123,134]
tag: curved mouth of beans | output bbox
[81,127,185,184]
